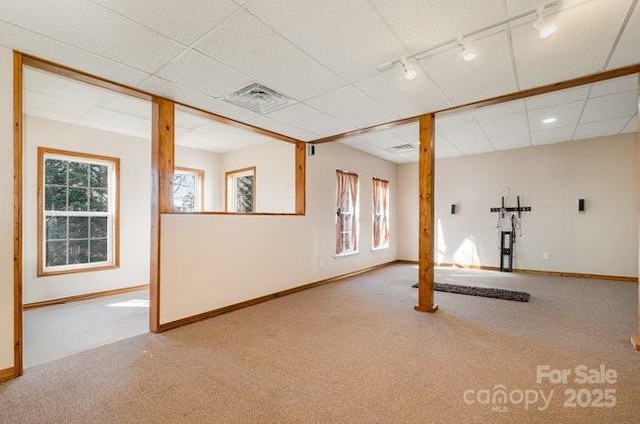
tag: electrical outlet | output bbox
[542,252,550,261]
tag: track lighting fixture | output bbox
[458,37,476,62]
[400,58,417,80]
[534,6,557,39]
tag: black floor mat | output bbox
[412,282,530,302]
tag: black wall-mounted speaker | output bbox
[307,145,315,156]
[578,198,585,212]
[451,204,456,214]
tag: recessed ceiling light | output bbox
[542,117,557,124]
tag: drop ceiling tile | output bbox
[490,132,531,150]
[81,106,152,135]
[436,112,474,129]
[512,0,632,88]
[250,116,319,141]
[435,137,463,158]
[357,130,409,149]
[0,21,151,87]
[139,76,261,124]
[76,118,150,139]
[306,86,395,129]
[194,120,275,146]
[0,0,184,73]
[590,75,638,98]
[621,115,638,133]
[478,112,529,139]
[97,91,151,119]
[419,31,517,105]
[24,68,107,104]
[247,0,406,82]
[24,89,94,118]
[92,0,238,45]
[527,100,584,131]
[267,103,355,137]
[579,90,638,123]
[156,51,252,97]
[525,86,590,110]
[531,125,575,145]
[175,109,212,130]
[195,11,345,101]
[437,120,494,154]
[392,122,419,144]
[355,68,450,118]
[473,101,525,120]
[24,106,78,125]
[390,151,419,163]
[370,0,505,51]
[608,2,640,68]
[506,0,591,16]
[573,117,630,140]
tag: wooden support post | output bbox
[13,52,24,377]
[150,97,174,333]
[295,141,306,214]
[634,73,640,352]
[415,114,438,313]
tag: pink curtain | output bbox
[347,173,358,252]
[373,178,390,248]
[335,170,349,254]
[336,170,359,254]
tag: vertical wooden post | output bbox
[415,113,438,313]
[13,52,23,377]
[150,97,174,333]
[633,74,640,351]
[295,141,306,214]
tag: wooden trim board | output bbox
[158,261,395,332]
[631,336,640,351]
[0,367,15,383]
[13,51,24,379]
[23,284,149,310]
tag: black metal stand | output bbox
[500,231,514,272]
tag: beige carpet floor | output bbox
[1,264,639,423]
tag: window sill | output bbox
[334,251,360,259]
[38,263,119,277]
[371,246,390,251]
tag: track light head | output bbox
[458,37,476,62]
[534,6,556,38]
[400,58,417,80]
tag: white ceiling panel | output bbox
[472,100,524,120]
[370,0,505,52]
[435,136,463,158]
[97,92,151,119]
[193,120,274,146]
[419,31,517,105]
[24,90,94,118]
[306,86,396,129]
[356,130,409,150]
[438,120,494,154]
[527,100,584,131]
[81,107,151,134]
[436,112,475,129]
[531,125,575,145]
[24,106,78,125]
[590,75,638,97]
[355,68,450,118]
[506,0,591,16]
[391,122,419,143]
[579,90,638,123]
[247,0,406,82]
[621,115,638,133]
[478,112,529,139]
[573,117,630,140]
[512,0,632,89]
[0,21,151,87]
[525,86,589,110]
[24,68,105,104]
[391,151,420,163]
[195,11,345,101]
[156,51,252,97]
[92,0,238,45]
[0,0,184,73]
[490,131,531,150]
[175,109,212,131]
[267,103,355,137]
[76,117,149,139]
[250,116,319,141]
[608,2,640,68]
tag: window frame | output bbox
[335,170,359,256]
[37,147,120,276]
[372,178,390,250]
[173,166,205,212]
[225,166,256,213]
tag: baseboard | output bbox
[23,284,149,310]
[0,367,15,383]
[435,263,638,283]
[158,261,395,332]
[395,259,418,265]
[632,336,640,351]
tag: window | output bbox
[173,167,204,212]
[335,170,359,255]
[225,167,256,213]
[372,178,390,249]
[38,148,119,275]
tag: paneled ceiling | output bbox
[3,0,639,161]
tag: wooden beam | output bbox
[310,63,640,145]
[150,97,175,333]
[634,73,640,352]
[295,142,306,214]
[415,114,438,313]
[12,51,23,378]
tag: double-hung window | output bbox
[335,170,359,255]
[372,178,390,249]
[173,167,204,212]
[38,148,119,275]
[226,167,255,213]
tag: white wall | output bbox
[0,47,14,370]
[398,133,639,277]
[221,141,295,213]
[175,145,221,211]
[23,116,151,303]
[160,142,398,324]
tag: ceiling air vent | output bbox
[388,143,416,152]
[225,83,294,114]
